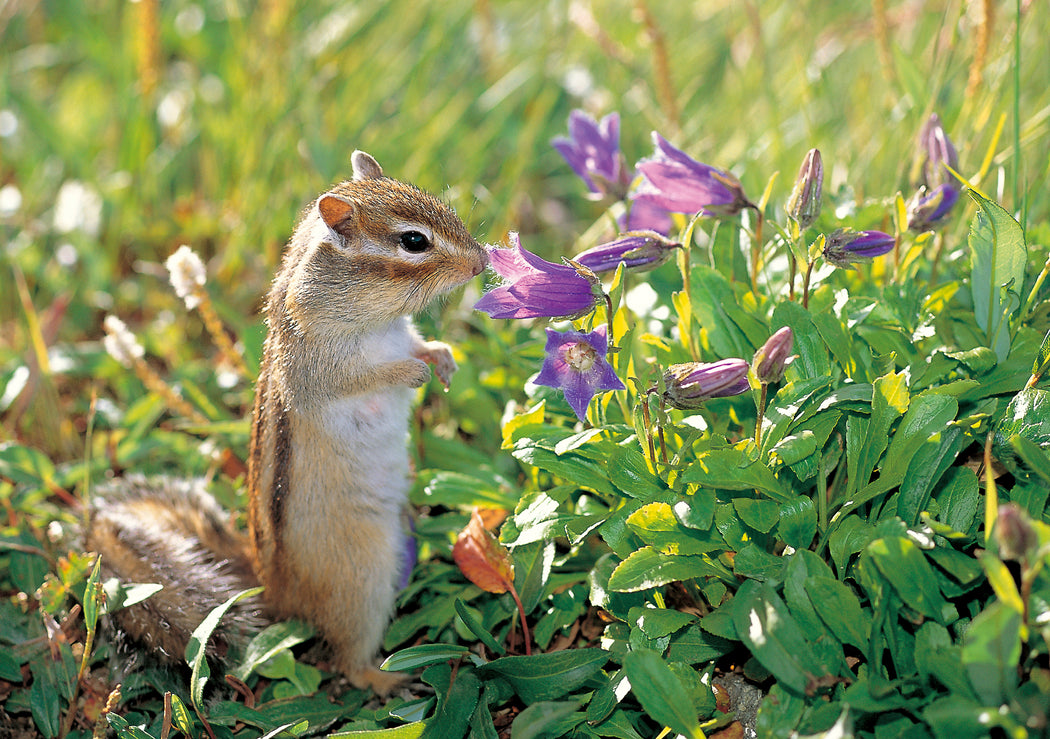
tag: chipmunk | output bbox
[88,151,488,694]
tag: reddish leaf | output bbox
[453,508,515,594]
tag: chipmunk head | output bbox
[293,151,488,325]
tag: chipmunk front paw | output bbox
[414,341,457,389]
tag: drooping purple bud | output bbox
[753,327,794,385]
[906,184,960,233]
[552,110,631,200]
[786,148,823,228]
[917,113,959,189]
[823,229,895,269]
[662,359,750,410]
[631,133,753,219]
[573,231,680,274]
[474,233,604,320]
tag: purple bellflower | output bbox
[573,231,680,274]
[631,133,753,219]
[907,183,960,233]
[622,196,674,236]
[662,359,750,410]
[535,325,625,422]
[552,110,631,200]
[474,233,603,320]
[823,229,895,269]
[753,327,794,385]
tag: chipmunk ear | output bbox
[318,194,356,247]
[351,150,383,181]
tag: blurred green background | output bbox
[1,0,1047,461]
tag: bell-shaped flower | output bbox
[573,231,680,274]
[662,359,750,410]
[474,233,603,320]
[631,133,753,219]
[906,184,960,233]
[822,229,895,269]
[552,110,630,200]
[535,325,625,422]
[753,327,794,385]
[917,113,959,189]
[786,148,823,229]
[622,197,674,236]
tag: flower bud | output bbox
[906,184,959,233]
[753,327,794,384]
[786,148,823,228]
[822,229,895,269]
[996,503,1037,562]
[917,113,959,189]
[662,359,750,410]
[573,231,680,274]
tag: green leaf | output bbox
[623,650,703,739]
[380,644,472,672]
[168,693,195,735]
[627,502,722,555]
[804,577,870,650]
[732,498,780,533]
[107,714,157,739]
[968,189,1027,361]
[865,536,949,623]
[993,388,1050,471]
[882,393,958,482]
[236,620,315,681]
[689,266,767,359]
[509,701,582,739]
[30,673,61,738]
[608,547,732,592]
[511,446,615,495]
[513,540,554,613]
[772,301,831,380]
[1032,328,1050,376]
[896,425,966,526]
[848,370,909,496]
[0,443,57,489]
[731,580,826,696]
[82,555,102,634]
[680,448,791,502]
[607,446,666,499]
[480,649,609,704]
[778,496,817,549]
[187,586,264,708]
[961,601,1022,705]
[454,598,505,656]
[420,667,479,739]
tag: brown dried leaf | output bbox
[452,508,514,594]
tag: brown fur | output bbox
[90,152,486,695]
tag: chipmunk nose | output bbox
[472,250,489,276]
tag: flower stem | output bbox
[194,287,251,379]
[927,232,946,287]
[754,382,768,450]
[749,206,764,295]
[801,261,815,309]
[640,390,658,468]
[788,252,797,301]
[131,358,210,426]
[658,395,669,465]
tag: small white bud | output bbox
[165,245,207,308]
[103,315,144,367]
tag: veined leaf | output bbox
[968,190,1027,361]
[479,649,608,704]
[624,649,704,739]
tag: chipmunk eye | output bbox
[399,230,431,253]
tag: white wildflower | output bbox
[103,315,144,367]
[165,245,207,308]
